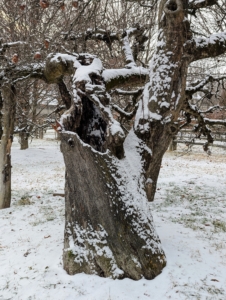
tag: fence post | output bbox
[169,138,177,151]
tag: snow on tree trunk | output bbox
[135,0,192,201]
[0,83,16,209]
[61,130,166,279]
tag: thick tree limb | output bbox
[111,87,144,96]
[103,67,148,90]
[188,0,218,10]
[186,32,226,61]
[2,64,45,83]
[120,27,148,67]
[121,29,137,67]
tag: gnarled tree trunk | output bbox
[61,131,166,280]
[0,83,16,209]
[60,0,195,278]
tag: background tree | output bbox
[15,80,60,149]
[1,0,226,280]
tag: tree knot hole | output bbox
[68,138,75,148]
[168,124,178,135]
[166,1,177,11]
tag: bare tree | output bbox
[1,0,226,280]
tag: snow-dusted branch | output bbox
[188,0,218,10]
[120,27,148,67]
[204,118,226,126]
[199,105,223,114]
[103,67,148,90]
[125,0,158,7]
[111,104,138,119]
[183,100,214,150]
[111,87,144,96]
[0,41,27,58]
[121,29,137,67]
[66,24,147,66]
[186,76,214,95]
[186,75,226,95]
[2,64,45,83]
[186,32,226,61]
[183,97,226,151]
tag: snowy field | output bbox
[0,131,226,300]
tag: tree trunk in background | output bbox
[61,131,166,280]
[0,92,3,140]
[19,131,29,150]
[0,83,16,209]
[39,128,44,139]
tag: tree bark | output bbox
[135,0,192,201]
[0,83,16,209]
[19,131,29,150]
[61,131,166,280]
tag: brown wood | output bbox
[61,132,166,280]
[0,83,16,209]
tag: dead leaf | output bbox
[211,279,219,282]
[24,250,30,257]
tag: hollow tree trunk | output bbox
[61,131,166,280]
[0,83,16,209]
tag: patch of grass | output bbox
[179,284,225,299]
[68,250,75,259]
[17,195,31,205]
[213,220,226,232]
[30,219,46,226]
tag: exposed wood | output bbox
[61,132,166,280]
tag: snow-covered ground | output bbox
[0,131,226,300]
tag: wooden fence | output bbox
[169,129,226,151]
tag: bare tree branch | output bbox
[111,104,138,119]
[103,67,148,90]
[111,87,144,96]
